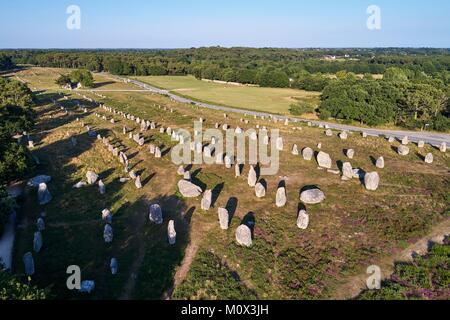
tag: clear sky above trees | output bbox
[1,0,449,48]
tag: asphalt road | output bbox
[108,75,450,147]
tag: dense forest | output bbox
[1,48,449,130]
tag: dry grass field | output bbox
[132,75,321,115]
[10,67,450,300]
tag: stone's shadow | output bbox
[142,173,156,187]
[369,156,377,166]
[241,212,256,239]
[415,152,425,161]
[226,197,238,224]
[211,182,224,208]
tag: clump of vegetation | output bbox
[0,77,34,235]
[56,69,94,88]
[358,239,450,300]
[173,250,257,300]
[289,101,316,116]
[319,68,449,130]
[0,268,47,300]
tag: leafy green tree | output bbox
[70,69,94,87]
[289,101,316,116]
[55,74,72,87]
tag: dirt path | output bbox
[332,218,450,300]
[162,241,200,300]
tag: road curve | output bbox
[107,74,450,147]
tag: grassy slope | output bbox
[132,75,321,115]
[10,67,450,300]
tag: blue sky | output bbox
[1,0,449,48]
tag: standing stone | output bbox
[388,136,395,143]
[235,225,252,247]
[317,151,332,169]
[417,141,425,148]
[297,210,309,230]
[168,220,177,245]
[317,143,322,149]
[364,172,380,191]
[23,252,35,276]
[346,149,355,159]
[440,142,447,153]
[235,164,241,177]
[341,162,353,180]
[255,182,266,198]
[155,147,162,158]
[37,183,52,205]
[102,209,112,223]
[149,144,156,154]
[224,155,232,169]
[201,190,212,211]
[129,170,137,180]
[302,148,314,161]
[28,140,35,148]
[398,145,410,156]
[33,231,43,253]
[291,144,299,155]
[362,132,368,138]
[339,131,348,140]
[263,135,269,145]
[424,153,434,164]
[178,180,202,198]
[98,180,106,194]
[401,136,409,145]
[218,208,229,230]
[325,129,333,137]
[300,188,325,204]
[103,224,113,243]
[376,157,385,169]
[276,187,287,207]
[36,218,45,231]
[247,166,257,187]
[149,204,163,224]
[135,176,142,189]
[183,171,191,181]
[276,137,284,151]
[110,258,118,275]
[86,171,98,184]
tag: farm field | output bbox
[8,67,450,300]
[132,75,321,115]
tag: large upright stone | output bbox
[201,190,212,211]
[98,180,106,194]
[154,147,162,158]
[33,231,43,253]
[417,141,425,148]
[149,204,163,224]
[401,136,409,145]
[346,149,355,159]
[276,187,287,207]
[297,210,309,230]
[110,258,118,275]
[364,172,380,191]
[135,176,142,189]
[247,166,257,187]
[177,166,185,176]
[235,225,252,247]
[38,183,52,205]
[440,142,447,153]
[102,209,112,223]
[291,144,299,155]
[224,155,232,169]
[218,208,229,230]
[317,151,332,169]
[300,188,325,204]
[255,183,266,198]
[178,180,202,198]
[168,220,176,245]
[36,217,45,231]
[341,162,353,180]
[302,148,314,161]
[103,224,113,243]
[23,252,35,276]
[325,129,333,137]
[376,157,385,169]
[398,145,410,156]
[86,171,98,185]
[339,131,348,140]
[235,164,241,177]
[424,153,434,164]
